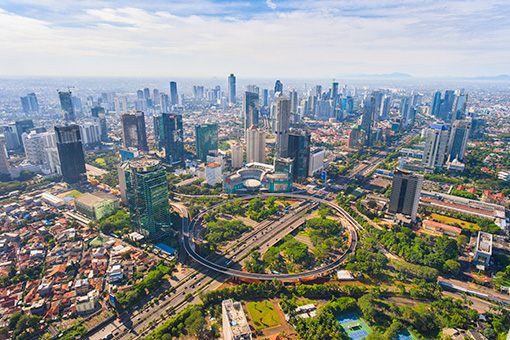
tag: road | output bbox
[182,193,360,280]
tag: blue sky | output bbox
[0,0,509,78]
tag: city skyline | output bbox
[1,0,509,78]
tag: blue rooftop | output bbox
[155,243,177,255]
[430,124,449,130]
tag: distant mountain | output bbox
[470,74,510,81]
[342,72,414,79]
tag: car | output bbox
[105,335,114,340]
[118,318,123,322]
[137,317,141,321]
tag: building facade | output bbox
[422,124,450,169]
[195,124,218,162]
[55,125,86,184]
[388,170,424,221]
[246,127,265,164]
[275,97,291,158]
[155,113,185,164]
[121,111,148,152]
[118,156,171,238]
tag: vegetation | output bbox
[247,301,281,330]
[451,189,478,200]
[143,304,219,340]
[90,210,131,236]
[245,197,280,222]
[8,312,42,340]
[204,219,250,245]
[115,264,172,312]
[0,175,60,196]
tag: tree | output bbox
[443,260,461,275]
[435,236,459,262]
[367,200,377,209]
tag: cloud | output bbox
[266,0,277,10]
[0,0,509,77]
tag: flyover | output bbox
[181,193,359,280]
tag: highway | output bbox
[182,193,360,280]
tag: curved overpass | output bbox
[180,193,360,280]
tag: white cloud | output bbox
[0,0,509,77]
[266,0,277,10]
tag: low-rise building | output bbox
[421,219,462,238]
[75,193,119,220]
[222,299,252,340]
[205,162,222,186]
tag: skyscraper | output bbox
[0,140,10,176]
[231,144,243,168]
[274,80,283,94]
[289,89,298,114]
[121,111,148,152]
[275,97,291,158]
[380,96,391,121]
[431,91,442,117]
[228,74,236,104]
[118,156,170,238]
[388,170,424,221]
[262,89,269,107]
[360,95,376,146]
[169,81,179,105]
[246,127,265,164]
[439,90,455,122]
[422,124,450,169]
[55,125,86,184]
[91,105,105,118]
[331,82,339,101]
[155,113,184,164]
[447,119,471,161]
[58,91,76,121]
[243,92,259,130]
[288,131,311,182]
[20,93,39,115]
[98,114,108,142]
[195,124,218,162]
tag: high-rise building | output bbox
[121,111,148,152]
[137,90,144,100]
[400,96,416,127]
[79,121,101,145]
[308,148,325,177]
[55,125,86,184]
[288,131,311,182]
[193,85,204,99]
[222,299,252,340]
[360,95,376,146]
[439,90,455,122]
[118,156,170,238]
[91,105,105,118]
[20,93,39,115]
[274,80,283,94]
[153,89,160,106]
[22,131,56,168]
[15,119,34,145]
[388,170,424,221]
[231,144,243,168]
[289,89,298,113]
[380,96,391,121]
[169,81,179,105]
[331,82,339,101]
[453,93,468,120]
[0,140,10,176]
[275,97,291,158]
[228,74,236,104]
[98,114,108,142]
[262,89,269,107]
[246,127,265,164]
[243,92,259,130]
[195,124,218,162]
[422,124,450,169]
[447,119,471,161]
[155,113,185,164]
[58,91,76,121]
[431,91,442,117]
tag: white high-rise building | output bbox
[21,131,57,172]
[222,299,252,340]
[289,89,298,113]
[275,97,291,158]
[246,127,265,164]
[231,144,243,168]
[79,122,101,145]
[422,124,450,169]
[308,148,325,176]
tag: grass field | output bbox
[430,213,478,230]
[298,229,311,237]
[296,299,317,306]
[247,301,282,330]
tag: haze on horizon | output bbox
[0,0,509,78]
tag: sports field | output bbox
[247,301,282,330]
[397,329,419,340]
[336,313,372,340]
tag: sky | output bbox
[0,0,509,78]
